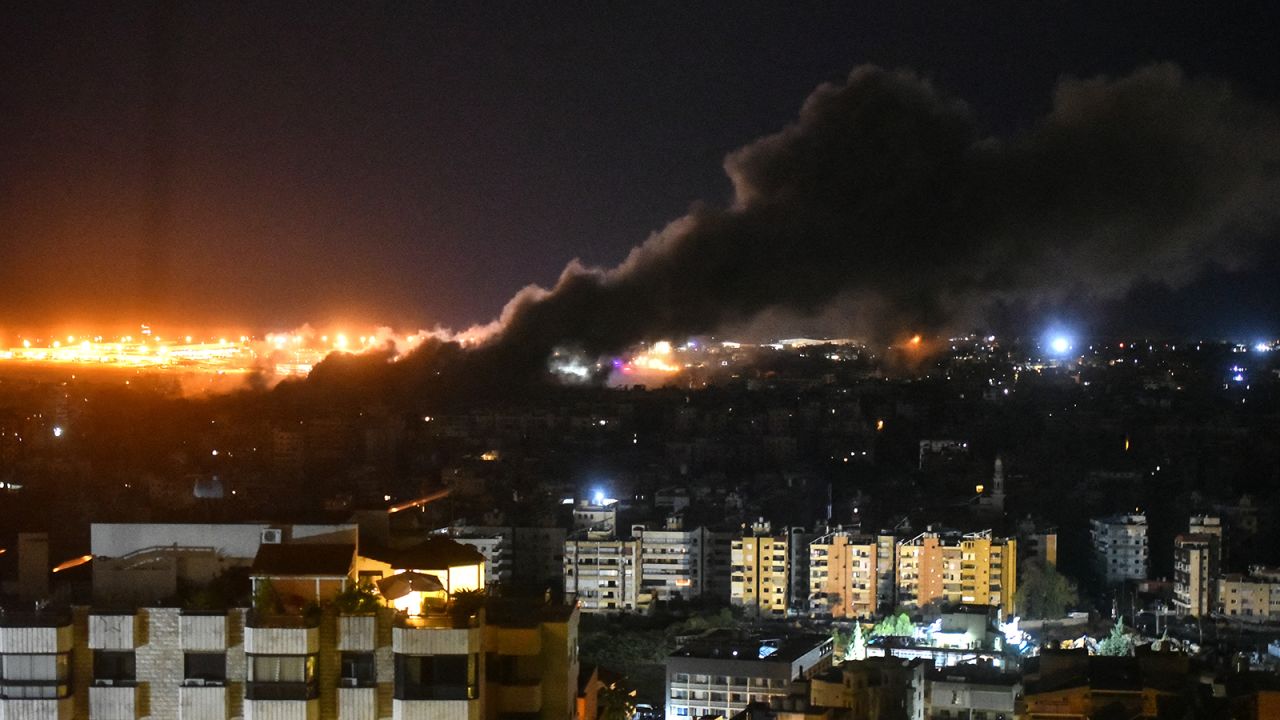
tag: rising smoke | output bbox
[317,63,1280,391]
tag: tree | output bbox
[871,612,915,638]
[848,622,867,661]
[1015,561,1078,620]
[1096,617,1134,656]
[598,680,636,720]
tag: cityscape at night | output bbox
[2,3,1280,720]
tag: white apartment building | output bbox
[1091,514,1148,585]
[563,538,639,613]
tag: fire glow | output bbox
[0,326,437,379]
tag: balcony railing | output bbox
[0,609,72,628]
[394,611,480,630]
[245,681,319,701]
[247,611,321,629]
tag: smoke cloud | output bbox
[458,63,1277,374]
[294,63,1278,397]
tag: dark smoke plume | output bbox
[297,63,1279,398]
[469,64,1278,371]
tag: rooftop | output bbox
[250,543,355,577]
[670,630,830,664]
[361,538,486,570]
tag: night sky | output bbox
[2,2,1278,339]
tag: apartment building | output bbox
[1218,566,1280,621]
[563,538,639,613]
[1173,533,1218,618]
[0,525,579,720]
[808,531,882,619]
[896,531,1017,615]
[731,523,791,618]
[665,632,833,720]
[1091,514,1149,585]
[631,522,726,608]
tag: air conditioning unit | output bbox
[185,679,205,687]
[260,528,283,544]
[340,677,359,688]
[94,679,115,687]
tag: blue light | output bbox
[592,489,606,505]
[1049,336,1071,355]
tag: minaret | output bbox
[990,455,1006,511]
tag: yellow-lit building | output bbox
[896,531,1017,615]
[732,525,791,617]
[1218,566,1280,620]
[809,531,880,619]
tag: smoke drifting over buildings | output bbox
[464,64,1277,371]
[295,63,1280,395]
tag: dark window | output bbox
[93,651,136,685]
[394,654,477,700]
[184,653,226,685]
[340,653,376,688]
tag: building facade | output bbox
[563,539,638,613]
[1091,514,1149,585]
[0,601,578,720]
[809,531,880,619]
[896,532,1017,615]
[1219,567,1280,621]
[731,526,791,618]
[665,633,832,720]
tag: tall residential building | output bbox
[1091,514,1149,585]
[1172,517,1223,618]
[731,522,791,618]
[896,531,1018,615]
[632,521,721,607]
[809,530,881,619]
[788,526,818,613]
[563,538,639,613]
[665,632,833,720]
[1189,514,1224,569]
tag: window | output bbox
[184,653,227,686]
[341,653,376,687]
[394,653,478,700]
[246,655,317,700]
[93,650,136,685]
[0,653,71,699]
[248,655,314,683]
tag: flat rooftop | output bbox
[670,630,830,664]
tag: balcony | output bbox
[180,613,228,651]
[245,612,320,655]
[0,610,73,653]
[337,686,378,720]
[179,684,227,720]
[0,696,74,719]
[392,699,481,720]
[89,612,138,650]
[337,614,377,652]
[243,697,319,720]
[392,611,481,656]
[89,683,138,719]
